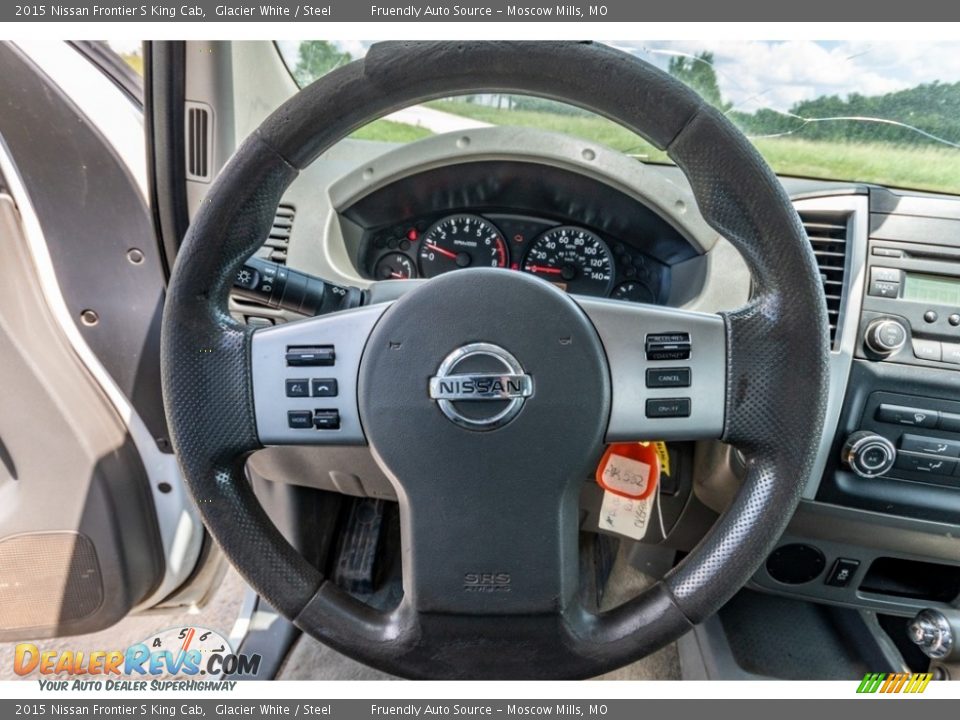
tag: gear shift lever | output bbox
[908,608,960,678]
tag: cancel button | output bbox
[646,367,691,388]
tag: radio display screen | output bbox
[903,272,960,305]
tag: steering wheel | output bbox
[160,41,828,679]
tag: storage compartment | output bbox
[859,557,960,602]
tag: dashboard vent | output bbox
[185,102,212,182]
[799,211,850,348]
[255,203,296,265]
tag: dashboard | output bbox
[340,159,702,306]
[236,125,960,627]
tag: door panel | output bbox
[0,195,164,639]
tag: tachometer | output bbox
[522,226,614,296]
[418,214,508,278]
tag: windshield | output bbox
[277,41,960,195]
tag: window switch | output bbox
[825,558,860,588]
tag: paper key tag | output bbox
[595,443,660,499]
[599,490,655,541]
[600,453,651,497]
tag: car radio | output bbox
[858,239,960,367]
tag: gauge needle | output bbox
[180,627,195,653]
[425,242,458,260]
[526,265,563,275]
[389,272,404,279]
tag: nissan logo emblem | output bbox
[428,343,533,430]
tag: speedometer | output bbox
[418,214,508,278]
[522,226,614,296]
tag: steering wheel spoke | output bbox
[577,298,727,443]
[250,303,390,446]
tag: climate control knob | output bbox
[864,318,907,357]
[842,431,896,478]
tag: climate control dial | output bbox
[842,431,897,478]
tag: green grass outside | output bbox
[383,100,957,195]
[350,118,433,143]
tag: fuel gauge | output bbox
[374,253,417,280]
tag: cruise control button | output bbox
[876,404,938,428]
[285,379,309,397]
[311,378,339,397]
[645,398,691,418]
[645,367,691,388]
[287,410,314,429]
[645,333,691,361]
[895,452,957,476]
[314,409,341,430]
[901,434,960,458]
[912,339,942,362]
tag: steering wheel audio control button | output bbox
[286,345,335,366]
[311,378,339,397]
[842,431,897,478]
[287,410,314,429]
[285,379,309,397]
[313,409,341,430]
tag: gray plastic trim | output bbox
[751,500,960,615]
[325,126,722,278]
[795,193,869,498]
[576,297,726,441]
[0,140,201,613]
[251,303,389,445]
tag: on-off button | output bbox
[645,398,691,418]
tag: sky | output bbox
[619,40,960,111]
[109,39,960,113]
[272,39,960,112]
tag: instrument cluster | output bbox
[363,211,666,303]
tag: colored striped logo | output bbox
[857,672,933,694]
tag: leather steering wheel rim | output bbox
[160,41,829,679]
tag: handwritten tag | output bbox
[599,490,655,541]
[599,453,652,498]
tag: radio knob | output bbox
[842,431,897,478]
[864,318,907,357]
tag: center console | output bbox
[749,188,960,616]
